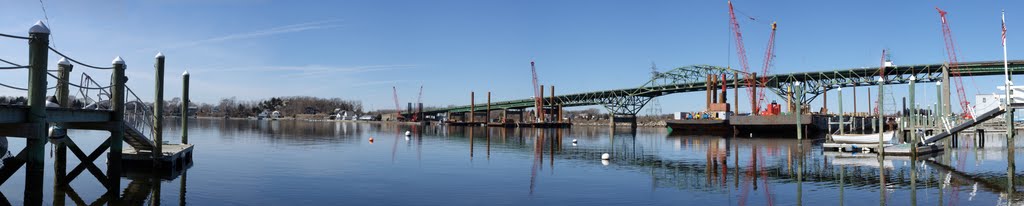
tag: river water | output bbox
[0,118,1021,205]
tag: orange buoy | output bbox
[368,137,374,143]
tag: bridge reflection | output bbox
[424,125,1021,205]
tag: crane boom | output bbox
[531,61,543,121]
[756,22,777,108]
[728,1,758,114]
[936,7,972,118]
[393,86,402,121]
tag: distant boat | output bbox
[831,131,895,144]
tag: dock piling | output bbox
[878,77,885,154]
[154,52,165,168]
[182,70,190,144]
[54,58,71,185]
[25,21,50,204]
[109,56,126,194]
[838,87,844,134]
[487,92,491,123]
[795,81,802,140]
[909,76,917,156]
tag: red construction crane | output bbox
[392,86,402,121]
[756,22,777,110]
[936,7,972,119]
[531,61,543,122]
[728,1,758,114]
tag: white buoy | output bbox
[572,139,578,143]
[601,153,610,160]
[405,131,411,136]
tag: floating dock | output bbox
[122,144,195,169]
[822,142,943,156]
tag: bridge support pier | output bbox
[609,114,638,132]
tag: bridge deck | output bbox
[417,60,1024,115]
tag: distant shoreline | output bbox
[178,116,668,127]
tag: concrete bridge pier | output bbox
[609,114,638,132]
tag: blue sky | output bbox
[0,0,1020,114]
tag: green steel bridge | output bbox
[417,60,1024,117]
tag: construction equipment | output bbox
[392,86,402,121]
[727,1,757,114]
[729,1,779,115]
[531,61,543,122]
[756,22,777,112]
[936,7,973,119]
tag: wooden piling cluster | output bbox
[0,21,195,204]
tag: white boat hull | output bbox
[831,131,895,144]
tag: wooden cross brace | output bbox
[64,137,111,187]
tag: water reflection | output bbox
[46,167,190,205]
[417,125,1023,205]
[7,119,1022,205]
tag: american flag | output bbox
[1003,11,1007,46]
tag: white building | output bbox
[975,94,1004,115]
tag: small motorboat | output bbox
[831,131,895,144]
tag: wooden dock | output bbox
[823,142,944,156]
[881,143,943,156]
[123,144,195,169]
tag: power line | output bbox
[38,0,56,48]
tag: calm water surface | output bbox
[1,118,1023,205]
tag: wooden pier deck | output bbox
[123,144,195,169]
[822,142,944,156]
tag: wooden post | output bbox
[539,85,545,122]
[909,76,917,156]
[182,70,190,144]
[154,52,165,167]
[942,65,951,116]
[751,73,758,114]
[486,92,491,124]
[470,91,475,123]
[838,87,844,135]
[109,56,126,195]
[558,105,563,123]
[733,72,739,113]
[853,86,858,115]
[54,58,71,186]
[550,85,555,123]
[795,82,802,140]
[25,21,49,204]
[787,85,793,112]
[823,86,828,112]
[878,78,885,154]
[868,88,872,118]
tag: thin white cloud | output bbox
[192,64,417,78]
[143,19,343,51]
